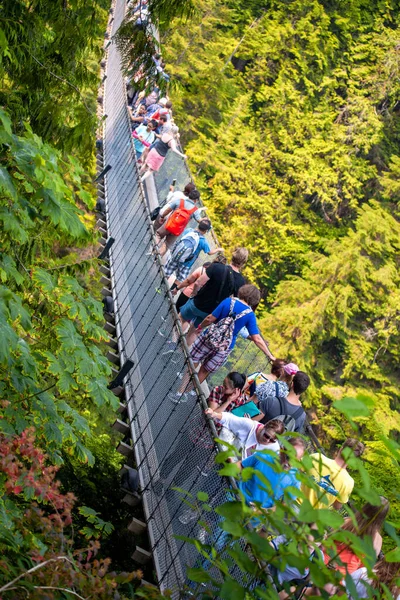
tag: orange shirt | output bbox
[324,543,363,575]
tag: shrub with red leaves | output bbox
[0,429,142,599]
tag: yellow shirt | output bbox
[301,453,354,509]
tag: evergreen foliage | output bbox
[162,0,400,530]
[0,0,109,163]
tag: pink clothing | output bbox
[145,148,166,172]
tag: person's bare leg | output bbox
[179,314,190,332]
[141,147,150,163]
[154,231,167,256]
[185,322,199,347]
[197,365,210,384]
[139,161,148,175]
[141,168,154,182]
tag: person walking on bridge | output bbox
[180,247,248,347]
[140,127,186,181]
[155,187,204,256]
[190,284,275,384]
[163,219,223,285]
[169,285,275,403]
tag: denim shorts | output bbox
[179,298,208,328]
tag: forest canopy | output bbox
[162,0,400,517]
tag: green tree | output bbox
[0,108,117,463]
[0,0,109,163]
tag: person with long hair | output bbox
[324,497,390,576]
[349,556,400,599]
[250,360,296,401]
[245,358,287,397]
[140,126,186,181]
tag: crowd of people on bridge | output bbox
[124,5,399,597]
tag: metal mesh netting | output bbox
[103,3,268,595]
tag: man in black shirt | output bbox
[180,248,248,346]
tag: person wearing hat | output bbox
[253,369,310,432]
[163,218,223,284]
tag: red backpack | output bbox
[165,199,197,236]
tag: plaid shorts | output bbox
[190,337,231,374]
[164,246,192,281]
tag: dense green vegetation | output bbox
[0,0,109,166]
[1,0,400,595]
[162,0,400,522]
[0,2,143,596]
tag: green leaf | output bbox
[40,189,87,238]
[227,546,258,575]
[0,209,28,243]
[220,520,245,537]
[43,421,63,445]
[79,506,99,518]
[197,491,209,502]
[57,370,78,394]
[216,500,248,520]
[0,166,17,199]
[332,396,371,419]
[218,462,241,477]
[74,442,94,466]
[0,420,16,435]
[86,378,119,410]
[55,319,84,352]
[80,526,95,539]
[78,189,94,208]
[187,567,211,583]
[220,577,245,600]
[32,268,57,294]
[385,547,400,562]
[0,107,12,134]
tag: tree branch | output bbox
[0,556,75,593]
[34,587,87,600]
[29,54,95,116]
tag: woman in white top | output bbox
[205,409,283,459]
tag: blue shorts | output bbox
[179,298,208,328]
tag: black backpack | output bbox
[268,382,304,432]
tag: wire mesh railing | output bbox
[103,2,320,595]
[103,3,245,595]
